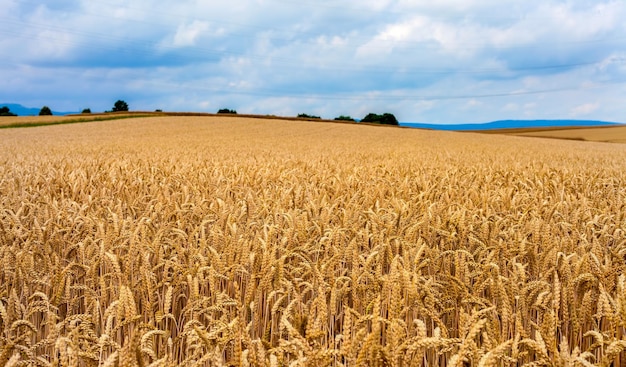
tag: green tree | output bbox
[334,115,355,122]
[111,100,129,112]
[81,108,91,114]
[361,112,398,125]
[39,106,52,116]
[217,108,237,114]
[0,106,16,116]
[298,113,321,119]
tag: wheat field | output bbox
[0,116,625,366]
[510,125,626,144]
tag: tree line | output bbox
[2,101,399,126]
[0,100,129,117]
[222,110,398,125]
[298,112,398,125]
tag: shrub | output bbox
[298,113,321,119]
[334,115,355,122]
[82,108,92,114]
[361,113,398,125]
[39,106,53,116]
[0,106,16,116]
[217,108,237,114]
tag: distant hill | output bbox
[0,103,78,116]
[400,120,622,131]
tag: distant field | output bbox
[0,116,625,366]
[0,112,354,129]
[0,115,86,126]
[481,124,626,143]
[0,113,155,128]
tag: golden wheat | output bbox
[0,116,624,366]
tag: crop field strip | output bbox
[509,125,626,144]
[0,113,166,129]
[0,116,625,366]
[477,125,626,144]
[0,112,357,130]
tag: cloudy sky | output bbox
[2,0,625,123]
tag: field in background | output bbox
[480,124,626,144]
[0,112,355,129]
[0,116,625,366]
[0,115,90,127]
[0,113,159,129]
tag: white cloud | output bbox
[168,21,211,48]
[570,103,599,117]
[464,99,483,108]
[502,103,519,112]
